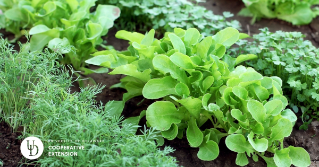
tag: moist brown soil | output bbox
[1,0,319,166]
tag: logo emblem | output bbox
[20,137,44,159]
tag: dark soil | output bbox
[1,0,319,166]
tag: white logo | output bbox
[20,137,44,159]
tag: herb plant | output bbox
[229,28,319,129]
[0,38,63,132]
[86,27,310,166]
[98,0,240,36]
[0,0,120,74]
[239,0,319,25]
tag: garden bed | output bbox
[1,0,319,166]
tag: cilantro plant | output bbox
[239,0,319,25]
[0,0,120,74]
[98,0,240,36]
[229,28,319,129]
[86,27,310,166]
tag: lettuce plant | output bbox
[98,0,240,36]
[229,28,319,130]
[239,0,319,25]
[86,27,310,166]
[0,0,120,74]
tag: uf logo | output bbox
[21,137,43,159]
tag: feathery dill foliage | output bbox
[0,38,64,132]
[27,82,179,166]
[229,28,319,129]
[98,0,240,36]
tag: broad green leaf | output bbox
[202,93,212,110]
[177,97,202,120]
[231,109,246,122]
[170,52,197,69]
[187,117,203,147]
[212,44,226,58]
[141,29,155,46]
[142,76,178,99]
[270,118,293,141]
[153,55,188,84]
[122,110,146,134]
[175,82,190,96]
[232,86,248,100]
[236,153,249,166]
[4,7,24,21]
[85,55,115,67]
[109,64,151,82]
[247,100,266,123]
[174,28,186,37]
[198,140,219,161]
[30,29,60,51]
[115,30,144,43]
[281,109,297,125]
[197,36,213,59]
[162,123,179,140]
[168,33,186,54]
[235,54,258,65]
[202,76,214,92]
[288,146,311,167]
[253,84,269,101]
[184,28,201,46]
[274,148,292,167]
[239,71,263,82]
[146,101,184,131]
[87,22,102,40]
[48,37,71,54]
[264,99,283,116]
[104,101,125,117]
[261,156,277,167]
[29,24,51,35]
[277,4,314,25]
[247,132,268,152]
[251,122,264,134]
[213,27,239,47]
[225,134,254,153]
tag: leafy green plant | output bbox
[98,0,240,36]
[229,28,319,129]
[239,0,319,25]
[0,38,64,132]
[86,27,310,166]
[0,0,120,74]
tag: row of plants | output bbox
[86,27,311,166]
[0,39,179,166]
[239,0,319,25]
[229,28,319,129]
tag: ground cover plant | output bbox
[86,27,311,166]
[239,0,319,25]
[229,28,319,130]
[98,0,241,36]
[0,39,179,167]
[0,0,120,74]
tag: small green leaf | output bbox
[239,71,263,82]
[162,123,179,140]
[288,146,311,167]
[170,52,197,69]
[143,76,178,99]
[235,54,258,65]
[197,36,213,59]
[109,64,151,82]
[236,153,249,166]
[281,109,297,125]
[270,118,293,141]
[212,44,226,58]
[264,99,283,116]
[213,27,239,47]
[247,100,266,123]
[187,117,203,147]
[198,140,219,161]
[146,101,184,131]
[247,132,268,152]
[274,148,292,167]
[184,28,201,46]
[141,29,155,46]
[239,33,250,39]
[231,109,246,122]
[115,30,144,43]
[225,134,254,153]
[177,97,202,120]
[168,33,186,54]
[175,82,190,96]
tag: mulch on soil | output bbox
[1,0,319,166]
